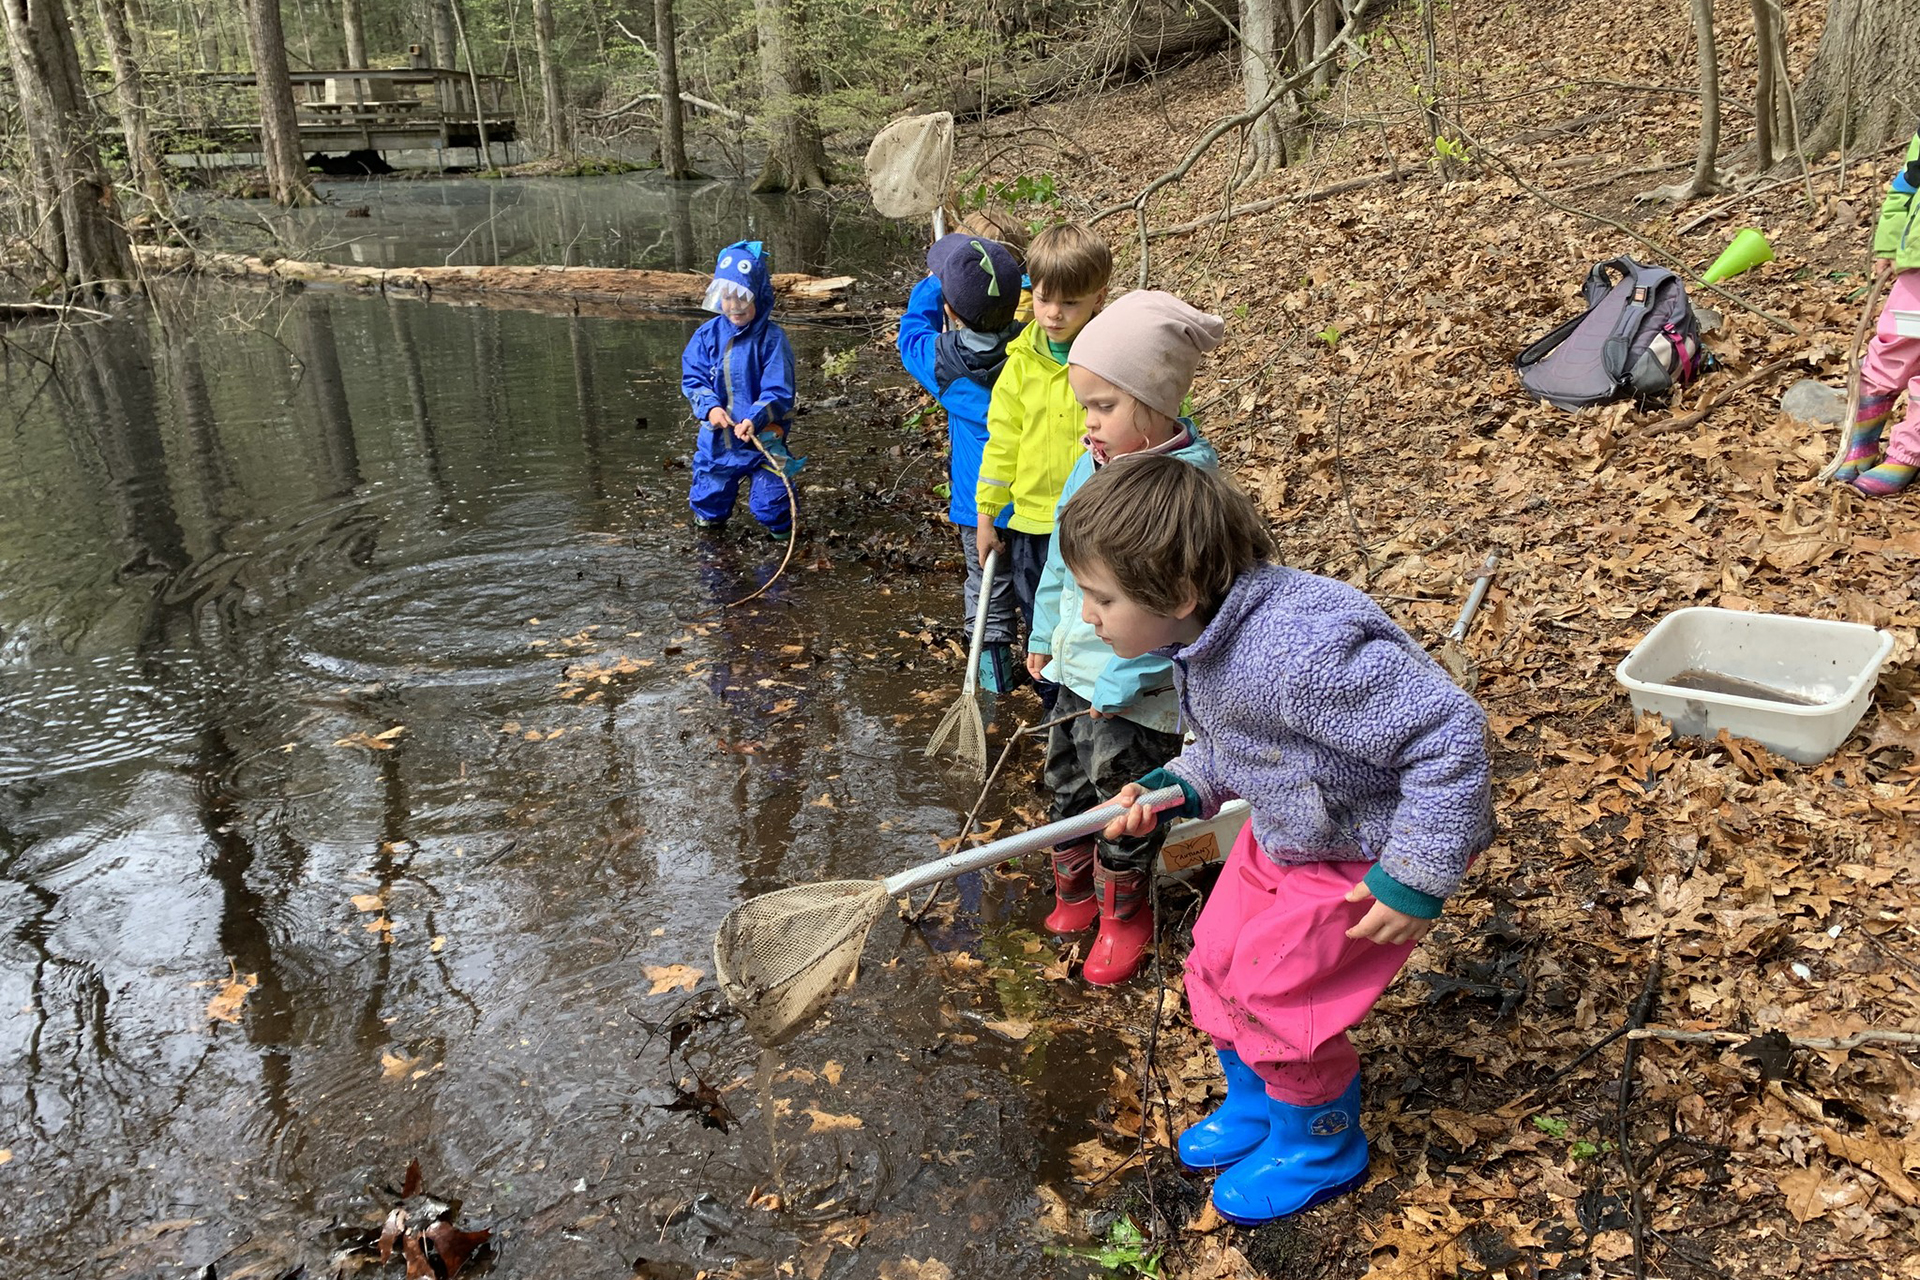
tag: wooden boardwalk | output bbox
[149,68,518,160]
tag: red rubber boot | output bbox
[1083,863,1152,986]
[1042,840,1099,933]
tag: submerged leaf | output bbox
[423,1220,492,1277]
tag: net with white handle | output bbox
[712,785,1188,1044]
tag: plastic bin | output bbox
[1615,607,1894,763]
[1156,799,1249,879]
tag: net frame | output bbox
[710,784,1188,1044]
[924,548,996,779]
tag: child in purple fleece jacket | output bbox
[1063,454,1494,1227]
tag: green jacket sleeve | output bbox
[1875,190,1912,259]
[975,371,1021,521]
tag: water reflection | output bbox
[0,192,1091,1276]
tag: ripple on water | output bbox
[285,545,681,689]
[0,655,202,784]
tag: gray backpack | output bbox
[1516,256,1705,410]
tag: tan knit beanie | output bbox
[1067,290,1225,420]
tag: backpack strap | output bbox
[1515,310,1586,371]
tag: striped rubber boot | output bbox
[1852,458,1920,496]
[1834,392,1895,482]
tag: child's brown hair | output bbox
[1056,454,1273,618]
[1027,222,1112,298]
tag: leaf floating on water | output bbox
[377,1206,407,1262]
[0,1149,11,1166]
[805,1108,864,1133]
[350,893,386,913]
[645,963,703,994]
[659,1078,735,1132]
[205,961,258,1024]
[334,725,408,750]
[982,1018,1034,1041]
[810,792,837,809]
[382,1050,423,1080]
[422,1220,491,1276]
[401,1230,435,1279]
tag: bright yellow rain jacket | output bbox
[974,320,1087,534]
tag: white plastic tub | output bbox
[1615,607,1894,763]
[1156,799,1250,879]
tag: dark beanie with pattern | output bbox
[926,233,1020,332]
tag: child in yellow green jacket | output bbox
[973,223,1112,696]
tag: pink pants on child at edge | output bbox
[1184,823,1418,1106]
[1862,270,1920,467]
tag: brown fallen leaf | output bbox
[423,1219,492,1276]
[205,962,258,1024]
[645,963,703,994]
[382,1049,423,1080]
[982,1018,1034,1041]
[805,1108,864,1133]
[401,1229,435,1279]
[821,1060,844,1086]
[810,792,837,809]
[349,893,385,913]
[377,1206,407,1263]
[877,1260,952,1280]
[401,1156,422,1198]
[334,725,408,751]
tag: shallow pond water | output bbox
[0,177,1131,1279]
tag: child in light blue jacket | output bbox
[1026,290,1223,986]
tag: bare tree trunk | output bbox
[426,0,456,68]
[1240,0,1281,182]
[1312,0,1336,90]
[654,0,692,178]
[1,0,138,293]
[1752,0,1777,168]
[342,0,366,65]
[750,0,831,192]
[1420,0,1457,177]
[1794,0,1920,157]
[244,0,314,204]
[1685,0,1720,196]
[446,0,493,167]
[95,0,171,211]
[531,0,570,156]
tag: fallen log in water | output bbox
[132,246,862,321]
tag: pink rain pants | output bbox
[1184,823,1418,1106]
[1863,270,1920,467]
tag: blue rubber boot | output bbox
[1211,1075,1369,1224]
[1176,1047,1271,1171]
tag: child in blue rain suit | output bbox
[896,232,1026,693]
[681,240,800,539]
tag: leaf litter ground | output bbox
[862,0,1920,1276]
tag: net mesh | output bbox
[864,112,955,219]
[923,691,987,778]
[712,880,894,1045]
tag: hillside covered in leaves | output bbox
[906,0,1920,1275]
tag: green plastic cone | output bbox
[1701,228,1773,285]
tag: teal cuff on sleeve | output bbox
[1137,768,1201,819]
[1363,863,1444,920]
